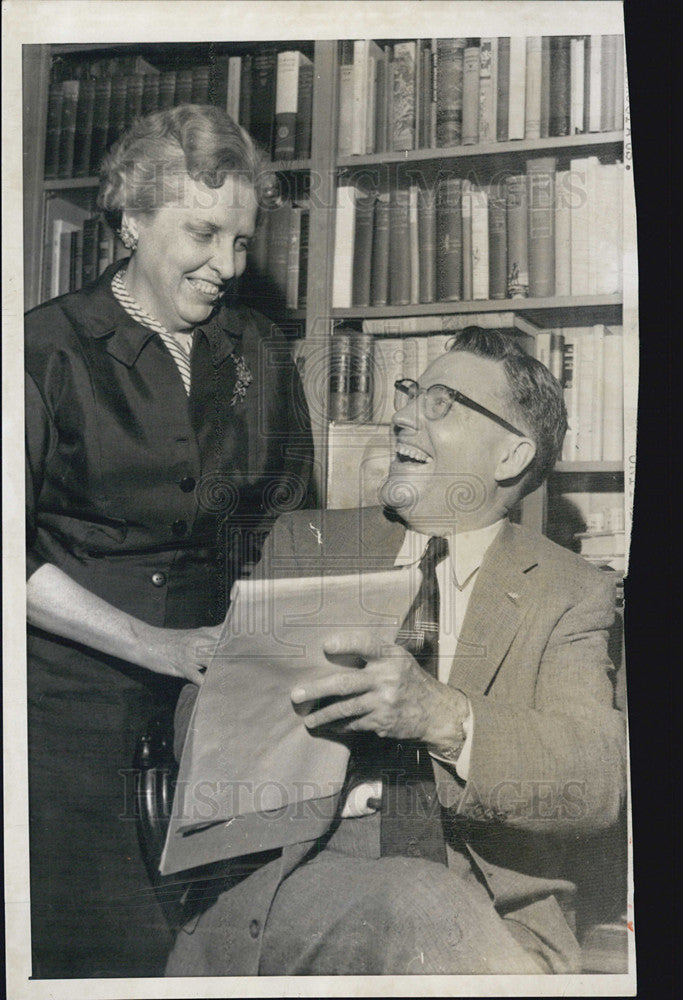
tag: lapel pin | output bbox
[506,591,519,602]
[309,522,323,545]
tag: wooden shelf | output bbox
[333,296,623,328]
[337,132,624,170]
[554,462,624,474]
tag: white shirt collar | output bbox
[394,519,505,588]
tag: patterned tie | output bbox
[379,535,449,864]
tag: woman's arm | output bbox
[27,563,218,685]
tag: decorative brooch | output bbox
[231,354,253,406]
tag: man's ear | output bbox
[493,435,536,483]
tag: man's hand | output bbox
[290,633,469,753]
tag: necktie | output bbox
[379,536,449,864]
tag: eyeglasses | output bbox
[394,378,526,437]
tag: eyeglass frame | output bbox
[393,378,527,438]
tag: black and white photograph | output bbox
[3,1,638,996]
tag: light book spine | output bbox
[524,36,542,139]
[507,37,527,140]
[570,37,585,134]
[478,38,497,143]
[554,169,571,297]
[471,187,489,300]
[332,185,359,307]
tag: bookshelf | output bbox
[22,36,626,558]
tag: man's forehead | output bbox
[422,350,509,406]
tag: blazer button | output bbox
[171,519,188,537]
[248,919,260,939]
[179,476,196,493]
[151,572,167,587]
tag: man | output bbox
[167,328,626,976]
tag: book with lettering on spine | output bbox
[351,192,376,308]
[524,36,542,140]
[89,77,112,174]
[526,157,556,298]
[505,174,528,298]
[369,193,390,306]
[419,42,433,148]
[549,36,570,136]
[496,37,510,140]
[329,330,353,423]
[488,181,507,300]
[57,79,79,178]
[295,54,314,159]
[461,180,473,300]
[471,186,489,300]
[391,41,417,151]
[507,37,526,140]
[337,40,354,157]
[478,38,497,143]
[352,39,383,154]
[462,43,480,145]
[274,51,313,160]
[436,176,463,301]
[348,333,375,422]
[436,38,466,146]
[417,186,437,304]
[388,186,411,306]
[250,47,278,157]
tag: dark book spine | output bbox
[57,80,79,178]
[348,333,375,422]
[89,77,112,175]
[420,43,432,148]
[417,185,437,303]
[250,47,277,157]
[158,71,176,110]
[461,44,480,145]
[549,37,570,136]
[297,207,310,309]
[81,217,100,286]
[391,41,416,152]
[174,68,193,106]
[388,187,411,306]
[69,229,82,292]
[124,74,144,129]
[540,37,551,138]
[436,38,466,146]
[462,185,473,300]
[526,157,556,298]
[265,201,291,306]
[328,331,352,422]
[239,54,252,130]
[107,75,128,148]
[44,82,64,179]
[488,181,508,299]
[294,59,314,159]
[505,174,529,297]
[436,176,463,301]
[374,48,387,154]
[141,73,160,115]
[496,37,510,141]
[549,331,565,382]
[191,65,211,104]
[351,193,376,308]
[369,195,390,306]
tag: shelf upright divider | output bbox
[23,44,52,311]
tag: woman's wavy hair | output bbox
[98,104,271,232]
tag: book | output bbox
[348,332,375,422]
[158,70,176,110]
[107,74,128,148]
[549,36,571,136]
[329,329,353,422]
[507,37,526,140]
[81,217,101,287]
[286,203,306,309]
[352,39,383,155]
[250,46,278,156]
[141,72,160,116]
[226,56,242,120]
[351,192,376,308]
[70,229,83,292]
[590,324,605,461]
[44,82,64,179]
[337,41,354,157]
[436,176,463,301]
[97,223,115,277]
[417,185,437,304]
[239,54,252,131]
[174,68,193,105]
[294,54,314,159]
[408,184,420,304]
[361,311,541,336]
[488,181,507,300]
[274,51,313,160]
[583,35,602,133]
[471,186,489,300]
[561,331,578,461]
[614,36,624,131]
[374,45,389,154]
[391,41,417,151]
[524,36,542,140]
[594,162,622,295]
[576,326,595,460]
[369,193,390,306]
[548,330,565,382]
[332,184,360,308]
[602,326,623,461]
[265,200,292,307]
[505,174,529,297]
[124,73,144,130]
[600,35,618,132]
[569,156,598,295]
[570,37,585,134]
[461,44,480,145]
[388,186,411,306]
[461,181,473,300]
[89,77,112,174]
[554,169,571,297]
[418,41,433,148]
[436,38,466,146]
[57,79,80,179]
[540,36,551,137]
[526,157,556,298]
[478,38,497,143]
[496,37,510,141]
[191,65,210,104]
[297,207,310,309]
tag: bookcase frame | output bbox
[22,39,625,538]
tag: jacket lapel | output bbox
[447,521,539,697]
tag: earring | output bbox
[120,222,138,251]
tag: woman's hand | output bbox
[140,623,225,686]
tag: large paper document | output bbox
[160,567,419,874]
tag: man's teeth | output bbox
[188,278,221,297]
[396,443,430,464]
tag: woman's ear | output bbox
[494,435,536,483]
[120,214,140,252]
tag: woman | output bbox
[25,104,313,978]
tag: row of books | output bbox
[332,156,623,308]
[541,325,624,464]
[339,35,624,156]
[44,47,314,180]
[41,197,129,300]
[244,199,309,311]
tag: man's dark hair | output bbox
[447,327,568,495]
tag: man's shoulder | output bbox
[504,522,617,597]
